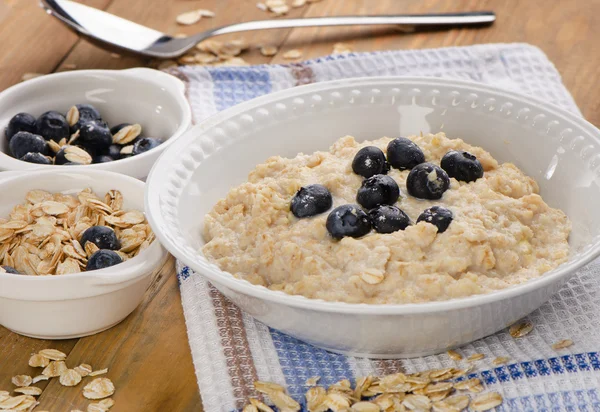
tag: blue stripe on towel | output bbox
[268,328,355,400]
[208,67,272,111]
[496,389,600,412]
[473,352,600,386]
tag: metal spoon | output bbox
[40,0,495,59]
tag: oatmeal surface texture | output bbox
[202,133,570,304]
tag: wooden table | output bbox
[0,0,598,410]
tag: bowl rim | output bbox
[0,168,163,284]
[0,68,192,171]
[146,75,600,315]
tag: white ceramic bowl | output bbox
[0,169,167,339]
[0,68,192,180]
[146,77,600,358]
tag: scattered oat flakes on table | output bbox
[492,356,510,366]
[446,349,463,361]
[11,375,32,387]
[176,10,203,25]
[471,391,503,411]
[32,375,49,384]
[552,338,574,350]
[509,320,534,338]
[60,369,83,387]
[305,376,320,386]
[14,386,42,396]
[39,349,67,361]
[332,42,353,54]
[467,353,485,361]
[83,378,115,400]
[89,368,109,377]
[87,398,115,412]
[283,49,303,59]
[42,360,68,378]
[260,45,279,56]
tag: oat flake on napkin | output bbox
[170,43,600,412]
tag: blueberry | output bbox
[110,123,131,135]
[132,137,163,156]
[406,163,450,200]
[356,174,400,209]
[107,144,126,160]
[290,184,333,218]
[54,147,70,165]
[1,265,21,274]
[80,226,121,250]
[78,120,112,152]
[326,204,372,239]
[9,131,48,159]
[352,146,389,178]
[440,150,484,183]
[6,113,36,141]
[70,104,102,133]
[35,111,70,142]
[369,205,411,234]
[86,250,123,271]
[76,104,101,121]
[386,137,425,170]
[93,155,114,163]
[20,152,51,164]
[417,206,453,233]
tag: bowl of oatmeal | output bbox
[146,77,600,357]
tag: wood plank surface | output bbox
[1,0,599,411]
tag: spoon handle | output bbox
[201,12,495,39]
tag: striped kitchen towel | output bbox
[171,43,600,411]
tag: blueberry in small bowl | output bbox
[9,131,48,159]
[5,113,36,141]
[78,120,113,153]
[1,265,21,274]
[0,68,192,179]
[35,111,70,143]
[86,250,123,271]
[20,152,52,164]
[80,226,121,251]
[132,137,163,156]
[69,104,103,134]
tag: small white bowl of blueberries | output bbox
[0,68,192,180]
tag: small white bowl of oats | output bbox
[0,169,167,339]
[0,68,192,180]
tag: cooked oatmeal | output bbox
[202,133,570,304]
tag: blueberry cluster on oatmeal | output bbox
[295,136,483,239]
[202,133,570,304]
